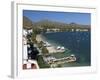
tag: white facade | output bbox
[23,45,28,60]
[23,29,28,37]
[28,29,32,34]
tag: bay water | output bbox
[42,32,91,67]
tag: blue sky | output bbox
[23,10,91,25]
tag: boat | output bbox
[57,46,65,50]
[61,47,65,50]
[57,46,61,50]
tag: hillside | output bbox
[23,16,90,30]
[23,16,33,29]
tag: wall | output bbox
[0,0,99,80]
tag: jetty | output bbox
[43,54,76,68]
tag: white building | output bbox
[23,37,27,45]
[28,29,32,34]
[23,32,28,60]
[23,29,28,37]
[23,45,28,60]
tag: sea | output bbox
[42,31,91,67]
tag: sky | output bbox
[23,10,91,25]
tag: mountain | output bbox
[23,16,33,29]
[23,16,90,29]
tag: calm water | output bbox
[43,32,91,67]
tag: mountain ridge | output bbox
[23,16,90,29]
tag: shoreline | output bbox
[36,34,65,53]
[36,34,44,42]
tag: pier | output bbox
[43,54,76,68]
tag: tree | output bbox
[41,46,49,55]
[33,28,41,34]
[57,64,62,67]
[31,33,37,43]
[38,41,44,48]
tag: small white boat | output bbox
[57,46,65,50]
[57,46,61,50]
[70,54,75,57]
[61,47,65,50]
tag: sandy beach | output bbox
[36,34,57,53]
[36,34,43,42]
[36,34,65,53]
